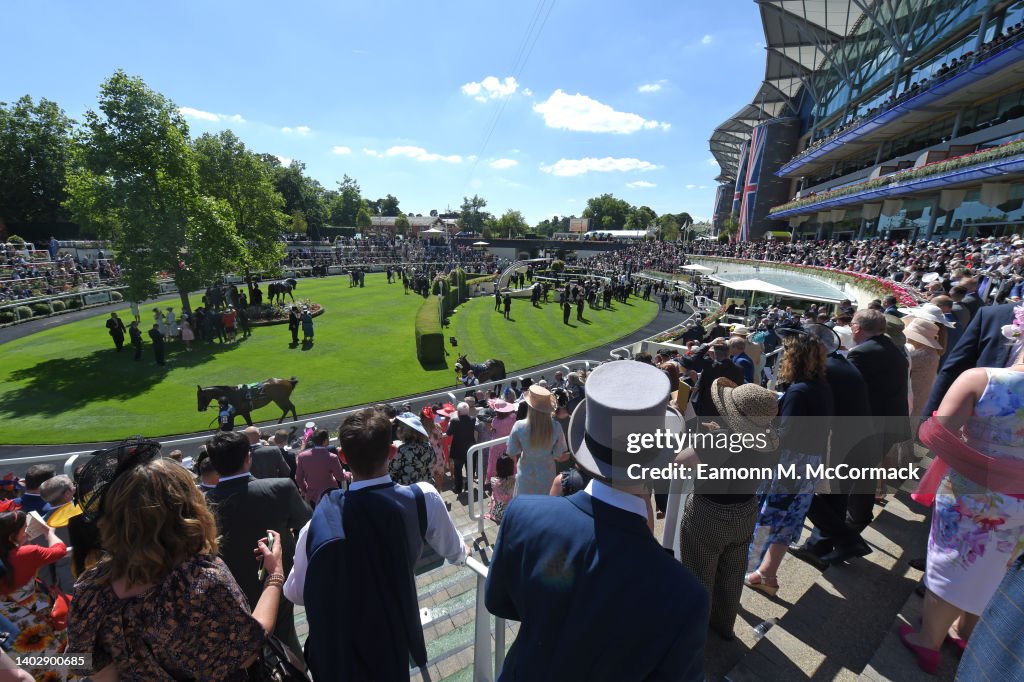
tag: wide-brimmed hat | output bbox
[568,361,682,481]
[904,318,942,350]
[524,385,555,413]
[833,325,855,350]
[395,412,429,439]
[710,378,779,452]
[489,398,517,413]
[897,303,955,328]
[776,323,840,355]
[730,325,751,337]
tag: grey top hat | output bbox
[568,361,683,482]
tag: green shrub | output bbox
[415,295,445,365]
[0,311,14,324]
[31,303,52,317]
[550,259,565,272]
[110,291,124,301]
[15,306,32,320]
[67,298,82,309]
[51,300,67,312]
[466,274,495,286]
[6,235,25,245]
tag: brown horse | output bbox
[197,377,299,425]
[454,355,506,384]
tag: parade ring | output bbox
[0,273,658,444]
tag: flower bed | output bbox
[769,138,1024,215]
[692,256,921,307]
[248,300,324,327]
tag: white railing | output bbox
[465,556,505,682]
[0,286,130,323]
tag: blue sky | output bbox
[5,1,764,225]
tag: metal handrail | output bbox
[465,556,505,681]
[465,436,511,535]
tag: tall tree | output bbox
[657,214,680,241]
[329,174,363,226]
[583,194,633,231]
[458,194,489,232]
[0,95,75,225]
[496,208,528,237]
[375,194,400,217]
[64,70,240,309]
[355,206,372,232]
[268,160,328,237]
[194,130,287,275]
[394,212,411,235]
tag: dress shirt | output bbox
[284,475,465,605]
[583,479,647,519]
[217,472,250,483]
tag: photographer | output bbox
[686,339,744,417]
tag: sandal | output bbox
[744,569,779,597]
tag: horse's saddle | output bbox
[238,382,265,405]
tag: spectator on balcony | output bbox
[485,361,709,681]
[284,409,467,681]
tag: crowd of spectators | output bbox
[798,22,1024,158]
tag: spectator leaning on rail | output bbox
[485,360,709,681]
[284,408,469,681]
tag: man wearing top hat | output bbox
[485,361,709,681]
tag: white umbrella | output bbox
[680,264,713,273]
[713,277,793,295]
[420,227,443,235]
[473,241,490,246]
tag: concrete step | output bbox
[720,491,932,681]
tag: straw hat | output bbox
[730,325,751,337]
[903,318,942,350]
[568,361,683,481]
[710,378,779,452]
[884,314,906,346]
[523,385,555,413]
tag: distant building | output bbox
[368,216,442,235]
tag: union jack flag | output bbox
[738,125,766,242]
[731,139,749,221]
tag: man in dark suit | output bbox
[485,361,708,681]
[922,302,1016,418]
[205,430,311,655]
[105,312,126,351]
[844,309,910,539]
[148,323,165,365]
[689,340,744,417]
[242,426,291,479]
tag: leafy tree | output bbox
[458,194,489,233]
[64,70,240,310]
[534,218,554,237]
[394,212,411,235]
[676,212,694,229]
[0,95,75,225]
[291,210,308,235]
[583,194,633,231]
[268,160,328,237]
[496,209,528,237]
[429,209,438,217]
[355,206,372,232]
[194,130,287,275]
[329,174,363,226]
[375,193,400,217]
[657,214,680,241]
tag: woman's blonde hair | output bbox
[526,405,554,449]
[777,333,827,385]
[95,457,218,588]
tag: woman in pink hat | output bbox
[485,399,518,481]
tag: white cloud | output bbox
[540,157,658,177]
[178,106,220,122]
[533,90,669,133]
[332,146,352,155]
[523,87,533,97]
[281,126,311,135]
[627,180,657,188]
[385,145,462,163]
[228,114,246,123]
[461,76,520,102]
[490,158,518,169]
[701,34,713,45]
[276,156,292,166]
[706,157,719,165]
[637,81,665,93]
[699,185,707,189]
[363,148,381,157]
[686,184,697,190]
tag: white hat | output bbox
[898,304,955,328]
[395,412,429,439]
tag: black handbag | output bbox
[248,634,311,682]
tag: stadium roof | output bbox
[710,0,867,182]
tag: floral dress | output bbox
[0,544,69,681]
[926,368,1024,614]
[486,476,516,524]
[388,440,436,485]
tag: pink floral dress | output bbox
[486,475,515,524]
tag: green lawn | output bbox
[0,274,656,444]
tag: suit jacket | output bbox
[205,474,310,650]
[692,359,744,417]
[250,445,291,479]
[847,334,910,454]
[923,303,1016,418]
[485,493,709,682]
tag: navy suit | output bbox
[485,492,709,682]
[922,303,1016,418]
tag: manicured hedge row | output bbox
[415,295,445,365]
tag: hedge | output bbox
[0,311,14,324]
[15,306,33,319]
[415,295,445,365]
[466,274,495,286]
[51,300,66,312]
[31,303,51,317]
[111,291,123,301]
[67,298,82,309]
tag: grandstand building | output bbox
[711,0,1024,242]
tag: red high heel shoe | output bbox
[945,632,968,656]
[899,625,940,674]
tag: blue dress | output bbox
[506,419,567,496]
